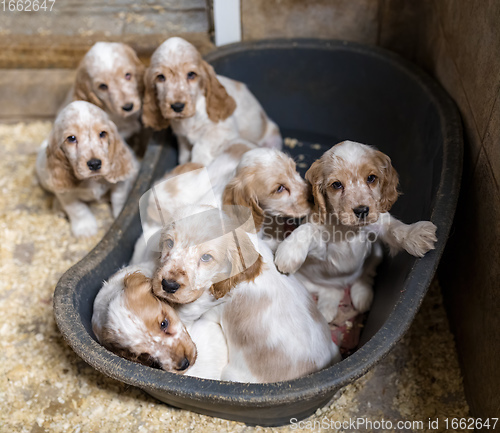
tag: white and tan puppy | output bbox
[275,141,438,322]
[151,206,340,383]
[92,262,227,379]
[36,101,139,237]
[70,42,145,139]
[142,37,282,164]
[92,264,198,373]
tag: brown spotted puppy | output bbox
[36,101,139,237]
[142,37,282,165]
[223,147,312,250]
[275,140,438,323]
[92,266,196,373]
[151,205,340,383]
[71,42,145,139]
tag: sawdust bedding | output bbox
[0,121,469,432]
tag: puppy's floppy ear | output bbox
[142,67,170,130]
[305,159,327,224]
[210,234,263,299]
[121,44,146,98]
[105,121,135,183]
[222,170,265,230]
[73,62,105,109]
[46,131,78,192]
[374,150,400,212]
[201,60,236,123]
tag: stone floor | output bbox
[0,121,469,432]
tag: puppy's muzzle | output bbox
[122,103,134,112]
[87,159,102,171]
[170,102,185,113]
[353,205,369,219]
[161,279,180,293]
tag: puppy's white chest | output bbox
[74,179,110,202]
[307,228,373,279]
[171,99,208,142]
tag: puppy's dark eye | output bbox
[160,319,169,331]
[125,72,132,80]
[99,83,108,91]
[66,135,77,143]
[187,71,197,80]
[332,181,343,190]
[99,131,107,139]
[201,254,213,262]
[276,185,286,193]
[165,238,174,249]
[367,174,377,184]
[156,74,166,82]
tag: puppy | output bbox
[92,265,197,373]
[274,141,438,322]
[36,101,139,237]
[142,37,282,165]
[223,147,312,250]
[151,205,340,383]
[71,42,145,139]
[130,140,254,265]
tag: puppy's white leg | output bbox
[57,193,98,237]
[190,143,217,165]
[316,286,345,323]
[110,179,133,218]
[177,136,192,165]
[274,223,317,274]
[377,213,437,257]
[351,241,382,313]
[350,280,374,313]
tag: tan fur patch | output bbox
[201,60,236,123]
[223,293,317,382]
[45,131,79,192]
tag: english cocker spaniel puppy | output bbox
[151,205,340,383]
[36,101,139,237]
[142,37,282,165]
[92,264,198,373]
[274,140,438,323]
[71,42,145,139]
[223,147,312,250]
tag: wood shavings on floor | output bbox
[0,121,469,432]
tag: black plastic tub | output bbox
[53,39,462,427]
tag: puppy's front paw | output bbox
[350,280,374,313]
[399,221,437,257]
[71,217,98,238]
[317,293,342,323]
[274,243,307,274]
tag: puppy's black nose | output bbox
[177,358,190,371]
[353,206,369,219]
[161,279,180,293]
[171,102,185,113]
[122,103,134,112]
[87,159,102,171]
